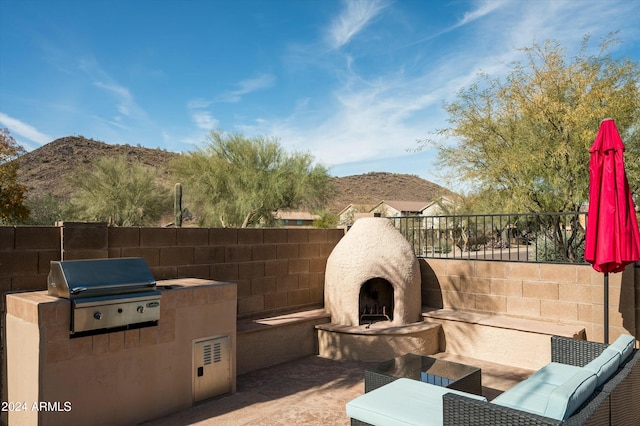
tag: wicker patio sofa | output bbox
[347,335,640,426]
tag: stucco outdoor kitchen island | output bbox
[5,277,237,426]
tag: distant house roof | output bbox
[273,211,321,221]
[420,195,456,211]
[369,197,458,216]
[372,200,430,213]
[337,203,377,216]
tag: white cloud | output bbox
[188,74,276,109]
[185,76,275,137]
[238,0,640,175]
[192,111,219,130]
[187,98,212,109]
[455,0,508,28]
[239,72,446,166]
[94,81,132,102]
[219,74,276,103]
[93,81,135,116]
[327,0,390,49]
[79,58,146,121]
[0,113,52,148]
[405,0,509,47]
[235,74,276,95]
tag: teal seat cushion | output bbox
[609,334,635,362]
[346,378,487,426]
[526,362,583,386]
[492,380,558,416]
[493,368,597,421]
[493,363,582,416]
[583,347,620,386]
[543,369,597,421]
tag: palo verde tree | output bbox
[419,34,640,261]
[423,34,639,212]
[173,130,334,228]
[0,128,29,224]
[67,156,171,226]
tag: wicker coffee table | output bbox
[364,353,482,395]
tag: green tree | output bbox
[421,34,640,214]
[0,128,29,224]
[24,194,65,225]
[312,211,339,228]
[67,156,171,226]
[173,131,334,228]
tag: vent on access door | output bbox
[202,341,223,366]
[193,335,231,403]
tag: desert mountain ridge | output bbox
[16,136,456,213]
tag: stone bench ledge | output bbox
[422,308,585,339]
[237,308,330,334]
[315,320,440,336]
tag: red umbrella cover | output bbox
[585,119,640,273]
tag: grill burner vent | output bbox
[47,257,161,334]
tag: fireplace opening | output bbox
[359,278,394,325]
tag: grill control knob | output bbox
[137,306,145,313]
[93,311,103,320]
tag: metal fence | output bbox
[390,212,589,263]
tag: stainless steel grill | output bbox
[47,257,161,334]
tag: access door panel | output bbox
[193,335,231,402]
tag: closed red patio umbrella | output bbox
[584,118,640,343]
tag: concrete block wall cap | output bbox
[56,221,108,227]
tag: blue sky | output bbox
[1,0,639,190]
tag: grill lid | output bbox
[48,257,156,299]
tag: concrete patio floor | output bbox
[141,353,534,426]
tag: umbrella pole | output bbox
[604,271,609,344]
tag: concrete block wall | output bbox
[1,223,345,320]
[111,225,344,318]
[420,258,640,343]
[0,226,60,292]
[1,223,343,409]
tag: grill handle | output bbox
[70,281,155,295]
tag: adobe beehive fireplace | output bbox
[317,218,440,361]
[324,217,421,326]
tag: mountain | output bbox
[16,136,455,213]
[327,172,455,213]
[16,136,179,200]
